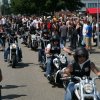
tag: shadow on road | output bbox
[90,49,100,54]
[15,62,34,68]
[2,85,26,89]
[48,82,64,89]
[2,94,27,99]
[51,84,64,89]
[7,62,40,68]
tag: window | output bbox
[88,3,100,8]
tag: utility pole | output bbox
[97,0,100,48]
[0,2,2,15]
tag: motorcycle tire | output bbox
[32,41,38,50]
[12,55,16,68]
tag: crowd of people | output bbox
[0,14,98,51]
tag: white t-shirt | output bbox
[82,23,88,36]
[79,59,90,69]
[46,43,64,49]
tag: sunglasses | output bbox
[78,55,85,58]
[53,40,59,42]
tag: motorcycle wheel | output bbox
[12,55,16,68]
[31,41,38,50]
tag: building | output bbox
[81,0,100,14]
[0,0,9,15]
[0,0,2,15]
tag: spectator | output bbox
[85,21,92,51]
[82,19,88,46]
[59,22,68,46]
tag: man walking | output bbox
[59,22,68,46]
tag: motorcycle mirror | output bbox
[98,76,100,78]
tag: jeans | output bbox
[4,46,22,60]
[0,38,3,46]
[45,57,52,76]
[4,47,10,59]
[70,35,78,50]
[64,82,75,100]
[38,49,45,62]
[60,37,66,46]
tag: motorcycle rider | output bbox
[38,29,50,64]
[44,34,71,80]
[0,25,6,50]
[4,31,22,62]
[63,47,100,100]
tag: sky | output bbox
[0,0,10,4]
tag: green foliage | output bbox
[64,0,85,11]
[10,0,85,15]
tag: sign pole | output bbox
[97,0,100,48]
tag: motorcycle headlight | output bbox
[12,44,17,48]
[83,84,93,93]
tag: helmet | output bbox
[42,29,49,34]
[50,35,60,42]
[42,29,49,38]
[74,47,89,62]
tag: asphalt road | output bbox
[0,40,65,100]
[0,39,100,100]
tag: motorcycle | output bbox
[62,76,100,100]
[30,34,39,50]
[50,54,68,85]
[7,36,21,68]
[30,29,42,50]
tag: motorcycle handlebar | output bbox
[93,76,100,82]
[60,76,100,81]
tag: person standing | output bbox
[85,21,92,51]
[76,21,83,47]
[59,22,68,46]
[82,19,88,46]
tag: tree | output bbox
[10,0,36,14]
[64,0,85,11]
[10,0,85,15]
